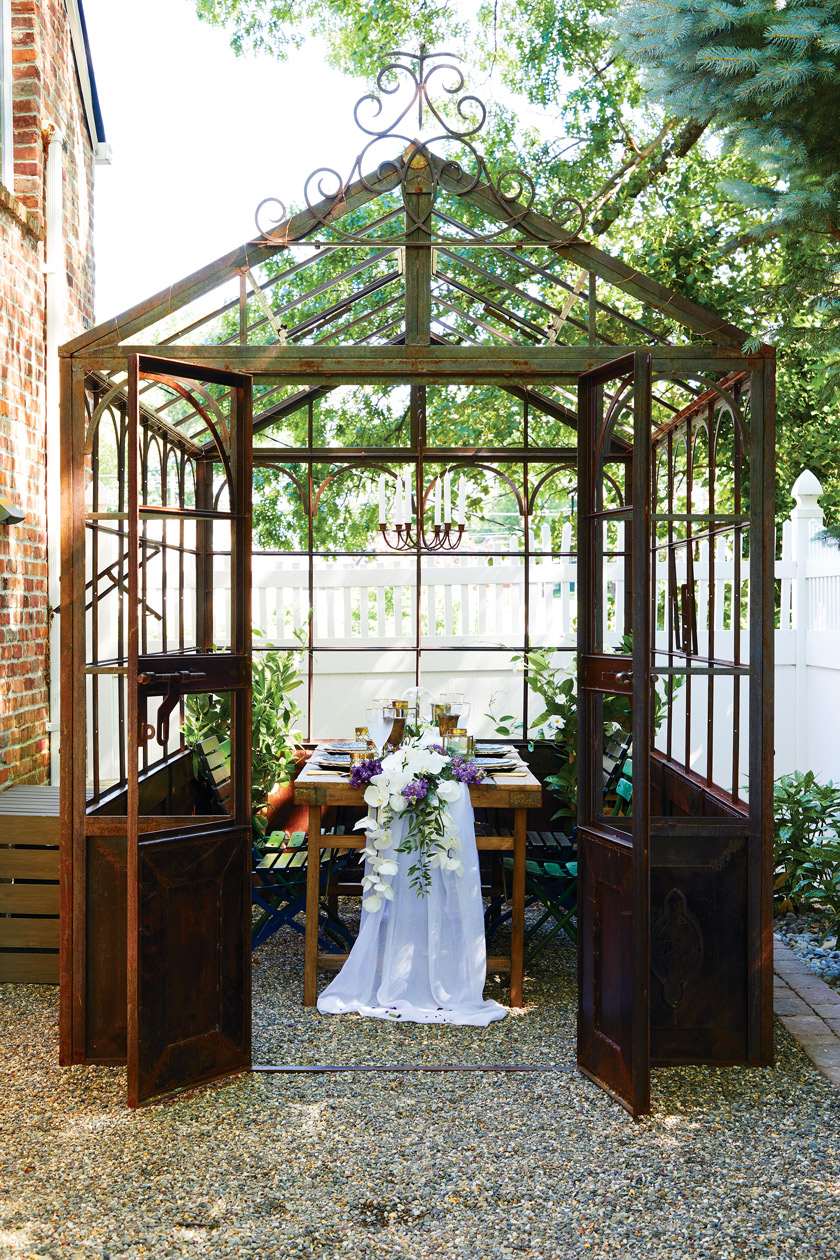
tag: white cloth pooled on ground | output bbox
[317,781,507,1026]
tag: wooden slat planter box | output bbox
[0,786,61,984]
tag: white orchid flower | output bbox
[353,814,380,832]
[376,859,399,876]
[422,750,448,775]
[373,831,393,850]
[364,783,390,808]
[437,780,460,803]
[363,894,383,912]
[389,793,409,813]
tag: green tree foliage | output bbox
[614,0,840,237]
[194,0,840,532]
[194,0,462,66]
[614,0,840,364]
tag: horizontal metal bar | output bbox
[652,665,750,676]
[86,509,240,521]
[251,1063,576,1074]
[67,345,759,377]
[249,448,583,462]
[652,513,750,523]
[245,549,578,558]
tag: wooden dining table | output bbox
[294,744,542,1009]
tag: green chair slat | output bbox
[615,777,633,801]
[267,830,290,845]
[495,837,578,960]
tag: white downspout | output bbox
[44,125,65,784]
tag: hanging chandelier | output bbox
[378,470,466,552]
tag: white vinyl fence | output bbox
[775,470,840,783]
[89,471,840,787]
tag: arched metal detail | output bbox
[310,461,396,519]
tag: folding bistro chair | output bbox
[482,825,579,963]
[193,736,354,953]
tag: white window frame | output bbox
[0,0,13,189]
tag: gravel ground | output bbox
[2,913,840,1259]
[775,912,840,988]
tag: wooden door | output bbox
[126,355,253,1107]
[576,352,652,1116]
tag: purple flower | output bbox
[427,743,444,755]
[451,759,486,785]
[402,779,429,803]
[349,757,383,787]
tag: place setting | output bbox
[307,692,525,779]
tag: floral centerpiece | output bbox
[350,739,486,912]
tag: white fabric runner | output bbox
[317,782,507,1026]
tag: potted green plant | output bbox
[182,627,306,818]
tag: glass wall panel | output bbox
[311,649,416,739]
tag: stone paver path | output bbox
[775,936,840,1084]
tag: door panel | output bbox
[126,355,253,1108]
[84,833,128,1062]
[132,824,251,1105]
[577,353,652,1117]
[649,828,749,1064]
[578,831,634,1099]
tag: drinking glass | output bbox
[389,701,408,748]
[366,705,396,756]
[436,692,469,735]
[401,685,434,725]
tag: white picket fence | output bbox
[89,470,840,786]
[775,471,840,782]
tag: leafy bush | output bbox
[793,841,840,944]
[774,771,840,928]
[183,628,304,812]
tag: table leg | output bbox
[510,806,526,1007]
[303,803,322,1007]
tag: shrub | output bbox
[770,766,840,917]
[774,771,840,936]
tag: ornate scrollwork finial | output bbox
[253,47,586,248]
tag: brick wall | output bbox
[0,0,96,786]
